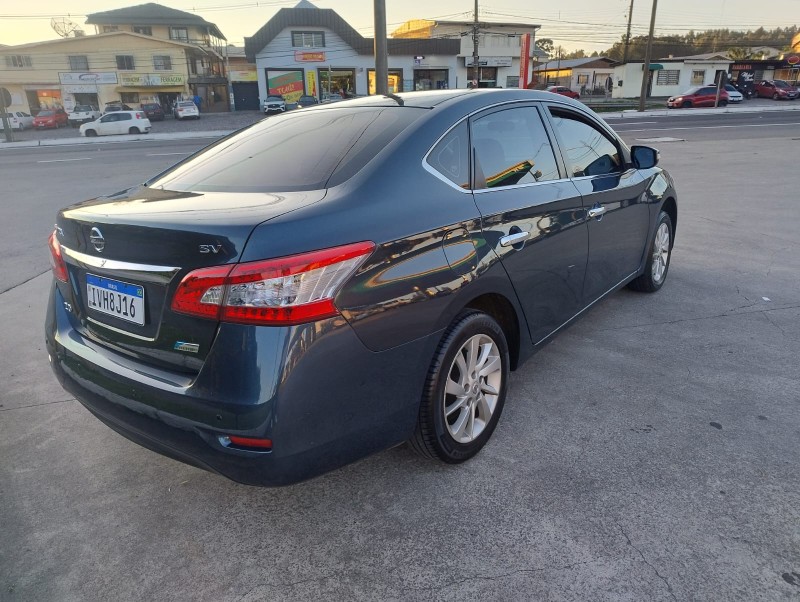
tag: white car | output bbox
[174,100,200,120]
[1,111,34,131]
[724,84,744,103]
[263,96,286,113]
[79,111,151,137]
[68,105,101,127]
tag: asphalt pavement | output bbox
[1,109,799,601]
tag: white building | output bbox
[612,54,733,99]
[244,1,460,104]
[392,19,547,89]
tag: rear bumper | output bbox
[45,283,434,486]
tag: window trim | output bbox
[291,30,325,48]
[169,26,189,41]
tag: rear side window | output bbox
[472,106,560,189]
[548,108,622,178]
[150,107,425,192]
[426,121,469,189]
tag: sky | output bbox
[0,0,797,52]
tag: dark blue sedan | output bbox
[46,89,677,486]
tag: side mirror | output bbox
[631,145,659,169]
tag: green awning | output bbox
[643,63,664,70]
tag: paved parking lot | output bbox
[1,112,799,601]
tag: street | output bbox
[1,108,799,601]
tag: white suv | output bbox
[174,101,200,120]
[68,105,101,127]
[79,111,151,137]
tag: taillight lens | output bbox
[171,241,374,325]
[48,230,69,282]
[135,112,142,119]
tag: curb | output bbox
[0,130,233,149]
[597,102,800,119]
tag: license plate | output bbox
[86,274,145,326]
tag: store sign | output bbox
[268,70,304,103]
[63,84,101,93]
[59,72,118,85]
[120,74,185,86]
[465,57,513,67]
[787,55,800,65]
[295,51,325,62]
[306,71,317,97]
[229,69,257,82]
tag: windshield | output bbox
[148,106,425,193]
[74,105,92,111]
[266,96,284,101]
[774,80,790,89]
[38,111,54,117]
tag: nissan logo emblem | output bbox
[90,227,105,253]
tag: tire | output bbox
[85,129,97,137]
[720,100,728,107]
[682,101,692,108]
[628,210,673,293]
[129,127,140,134]
[410,311,510,463]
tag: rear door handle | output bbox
[499,231,530,247]
[587,206,607,219]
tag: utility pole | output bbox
[374,0,388,95]
[472,0,480,87]
[638,0,658,112]
[623,0,635,63]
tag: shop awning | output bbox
[643,63,664,70]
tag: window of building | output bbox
[691,70,706,85]
[68,55,89,71]
[656,69,680,86]
[426,121,470,188]
[120,92,140,104]
[506,76,520,88]
[116,55,135,70]
[132,26,152,35]
[577,74,589,85]
[291,31,325,48]
[5,55,32,68]
[153,55,172,70]
[548,108,621,178]
[367,69,403,94]
[472,106,560,189]
[102,26,119,33]
[170,27,189,41]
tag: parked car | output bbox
[296,95,320,108]
[0,111,34,130]
[321,93,344,103]
[174,100,200,120]
[140,102,165,121]
[68,105,101,127]
[667,86,729,108]
[754,80,798,100]
[102,102,132,114]
[46,89,677,487]
[33,108,68,129]
[79,111,151,137]
[263,95,286,114]
[724,84,743,103]
[546,85,580,99]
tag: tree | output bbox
[536,38,554,58]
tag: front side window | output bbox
[116,55,135,70]
[548,108,622,178]
[101,114,118,123]
[426,121,469,189]
[291,31,325,48]
[69,55,89,71]
[170,27,188,41]
[472,106,560,189]
[153,55,172,70]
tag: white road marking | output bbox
[605,121,658,125]
[146,152,190,156]
[634,137,685,142]
[36,157,92,163]
[619,122,800,133]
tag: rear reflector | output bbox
[48,230,69,282]
[171,241,374,326]
[219,435,273,450]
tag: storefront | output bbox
[465,57,513,88]
[230,66,259,111]
[413,69,449,91]
[118,73,187,109]
[318,68,356,98]
[368,69,403,94]
[59,72,118,112]
[25,89,63,113]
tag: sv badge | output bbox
[199,244,222,254]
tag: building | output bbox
[612,54,733,99]
[0,32,216,114]
[533,57,618,94]
[84,3,229,111]
[392,19,546,89]
[244,1,460,104]
[226,45,259,111]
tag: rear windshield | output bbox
[774,80,790,88]
[38,111,54,116]
[148,106,425,192]
[178,101,195,107]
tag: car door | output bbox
[97,113,117,135]
[544,104,651,303]
[117,113,132,133]
[469,103,588,344]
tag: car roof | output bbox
[322,88,584,110]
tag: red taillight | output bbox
[219,435,273,450]
[48,230,69,282]
[135,112,142,119]
[171,241,374,325]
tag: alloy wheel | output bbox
[443,334,503,443]
[651,222,670,283]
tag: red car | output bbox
[33,108,69,129]
[667,86,729,108]
[546,85,580,99]
[754,80,798,100]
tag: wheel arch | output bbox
[661,197,677,246]
[463,292,522,371]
